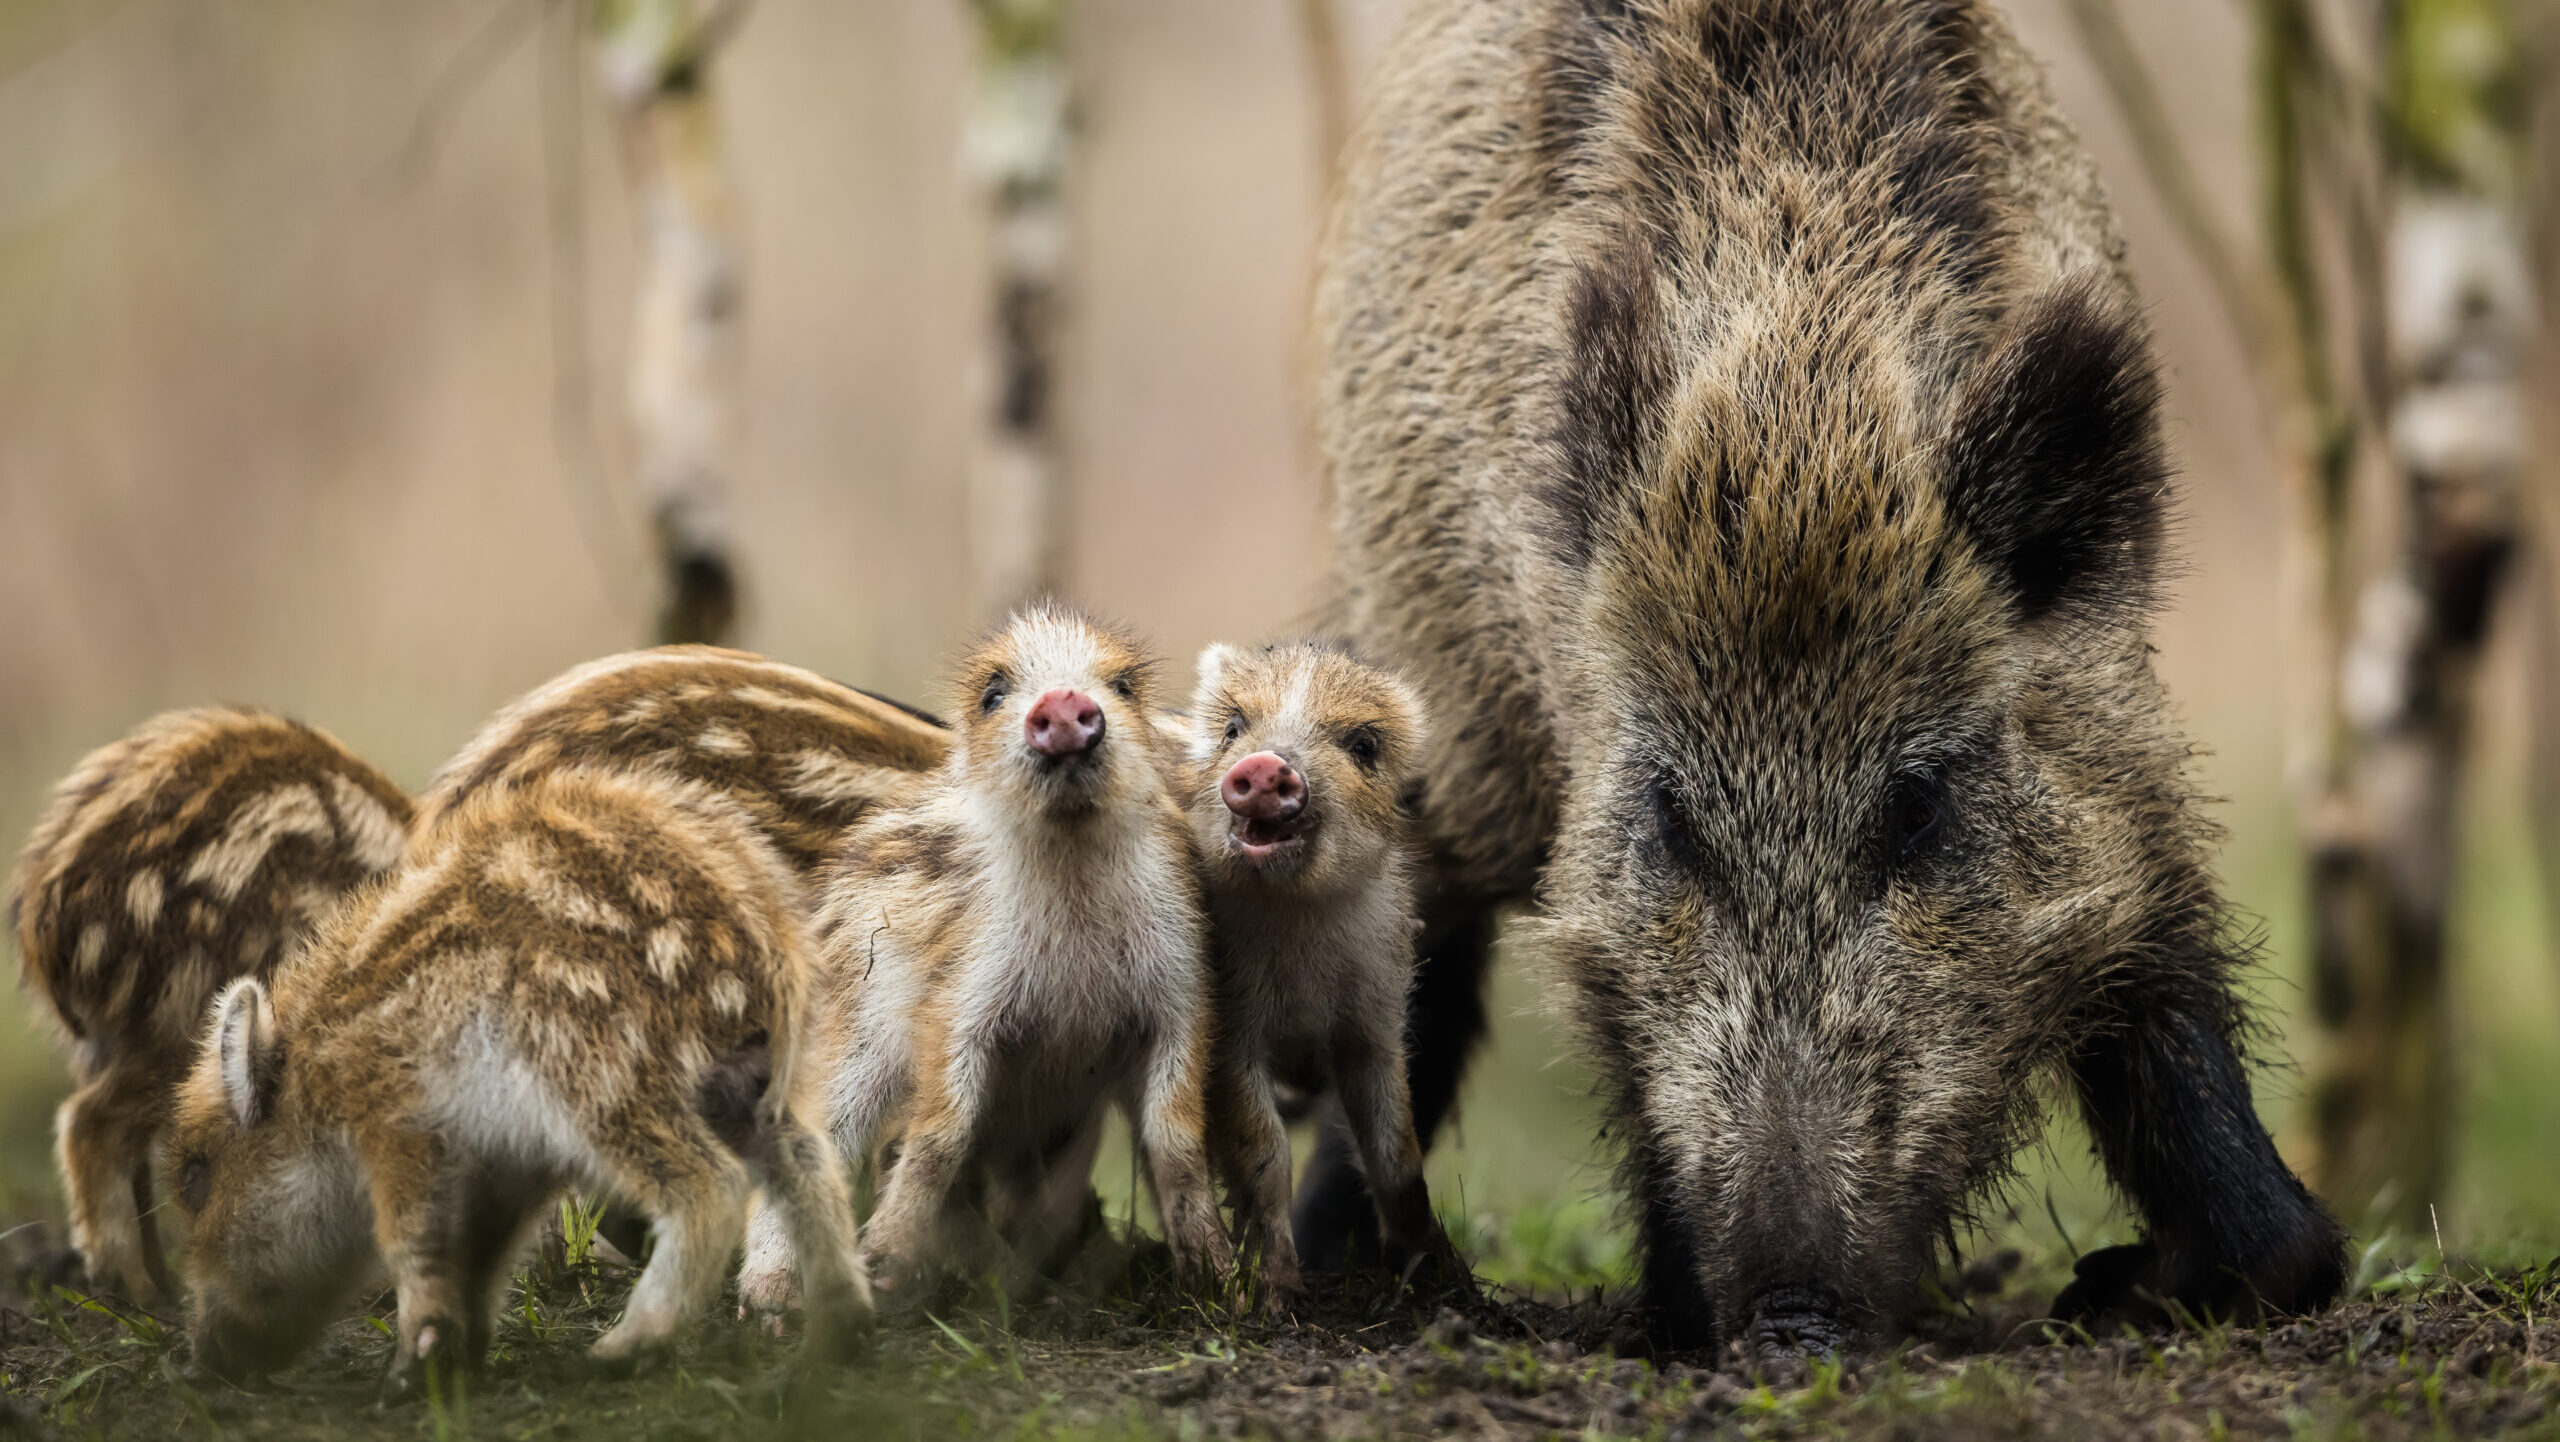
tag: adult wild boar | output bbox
[1297,0,2347,1350]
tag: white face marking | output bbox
[75,923,108,974]
[185,785,334,901]
[710,973,747,1019]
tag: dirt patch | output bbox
[1,1223,2554,1440]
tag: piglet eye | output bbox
[1884,768,1949,862]
[179,1156,210,1213]
[980,673,1010,714]
[1343,726,1382,771]
[1222,713,1246,745]
[1110,674,1137,701]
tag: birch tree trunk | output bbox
[2283,0,2528,1228]
[2074,0,2532,1230]
[963,0,1072,617]
[594,0,746,646]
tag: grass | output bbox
[3,755,2559,1436]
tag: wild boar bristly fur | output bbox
[1310,0,2345,1351]
[167,769,868,1392]
[9,707,412,1304]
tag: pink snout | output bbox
[1222,752,1305,821]
[1024,687,1104,758]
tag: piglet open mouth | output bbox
[1231,814,1314,863]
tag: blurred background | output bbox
[0,0,2552,1293]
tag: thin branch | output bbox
[2065,0,2289,396]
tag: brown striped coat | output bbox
[415,645,949,876]
[168,769,868,1390]
[8,707,411,1302]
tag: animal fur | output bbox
[1180,641,1464,1304]
[8,707,411,1303]
[415,645,948,876]
[166,769,868,1390]
[738,605,1231,1313]
[1308,0,2345,1348]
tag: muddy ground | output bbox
[2,1223,2556,1441]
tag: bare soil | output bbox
[2,1222,2555,1441]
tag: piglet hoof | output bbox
[1389,1240,1478,1302]
[378,1320,465,1407]
[737,1263,799,1330]
[799,1309,875,1367]
[2049,1243,2168,1331]
[866,1254,933,1320]
[583,1333,676,1380]
[1259,1281,1308,1320]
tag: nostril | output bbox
[1025,689,1103,756]
[1744,1287,1845,1359]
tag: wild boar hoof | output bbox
[2049,1242,2166,1329]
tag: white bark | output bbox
[963,0,1071,617]
[596,0,744,644]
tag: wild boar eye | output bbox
[1647,778,1703,870]
[1884,768,1950,863]
[1222,712,1246,746]
[1342,726,1382,771]
[179,1155,210,1212]
[979,673,1010,714]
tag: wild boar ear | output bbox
[1381,672,1431,762]
[213,978,282,1129]
[1940,274,2170,624]
[1547,227,1674,566]
[1191,643,1243,711]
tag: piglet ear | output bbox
[212,978,282,1129]
[1939,273,2170,624]
[1191,643,1243,711]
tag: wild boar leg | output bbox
[590,1118,753,1366]
[2064,1004,2347,1324]
[1134,1012,1234,1291]
[1293,903,1495,1270]
[1215,1057,1302,1307]
[1331,1029,1461,1285]
[364,1126,482,1398]
[55,1058,167,1303]
[862,1048,984,1287]
[745,1105,871,1358]
[448,1162,555,1365]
